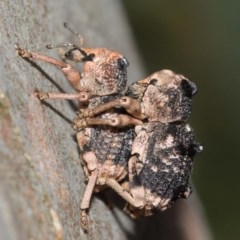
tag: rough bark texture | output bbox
[0,1,212,239]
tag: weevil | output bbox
[74,69,203,218]
[15,23,142,231]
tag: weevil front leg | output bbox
[15,45,85,93]
[77,96,146,120]
[73,114,143,129]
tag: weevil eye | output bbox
[117,57,129,70]
[149,78,158,85]
[180,79,198,97]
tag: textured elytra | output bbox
[126,122,202,217]
[77,97,135,189]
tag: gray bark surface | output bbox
[0,1,212,239]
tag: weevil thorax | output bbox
[136,69,197,123]
[65,47,129,97]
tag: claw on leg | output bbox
[80,210,89,232]
[34,90,49,100]
[15,44,32,58]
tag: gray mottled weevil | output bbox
[75,69,203,218]
[15,23,142,231]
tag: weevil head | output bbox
[136,69,198,123]
[65,47,129,97]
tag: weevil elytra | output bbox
[75,69,203,218]
[15,23,142,231]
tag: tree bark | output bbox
[0,1,212,239]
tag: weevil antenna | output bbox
[46,43,77,49]
[63,22,84,46]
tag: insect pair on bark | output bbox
[16,23,202,232]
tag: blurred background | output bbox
[122,1,240,240]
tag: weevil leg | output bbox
[80,168,98,232]
[35,90,89,102]
[73,114,143,129]
[76,99,125,118]
[117,97,146,120]
[76,130,91,153]
[122,155,146,218]
[15,45,83,92]
[128,155,145,201]
[105,178,144,209]
[77,97,146,120]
